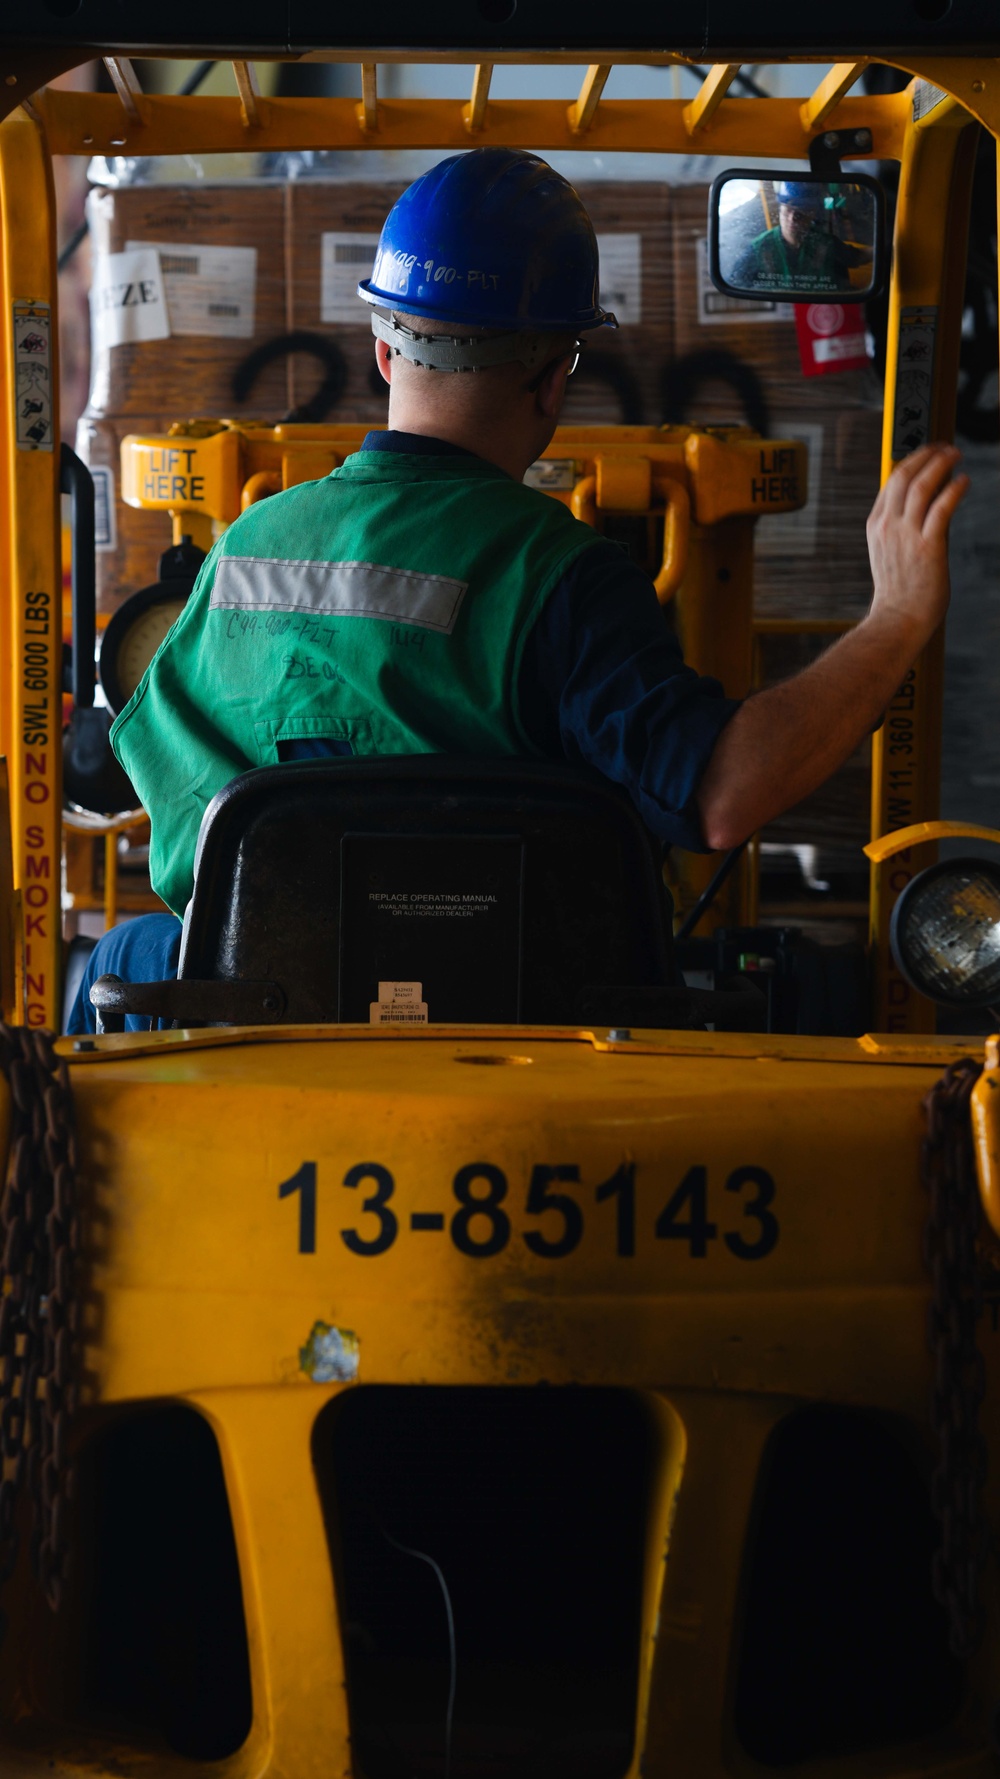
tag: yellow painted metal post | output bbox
[642,1393,781,1772]
[870,98,979,1031]
[0,760,20,1023]
[102,830,117,932]
[0,108,62,1030]
[197,1386,353,1779]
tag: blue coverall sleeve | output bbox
[518,539,741,851]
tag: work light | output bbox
[890,858,1000,1008]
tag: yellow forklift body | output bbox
[1,30,999,1779]
[0,1023,993,1779]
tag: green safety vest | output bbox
[748,225,845,288]
[112,450,602,915]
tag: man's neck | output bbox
[384,404,532,482]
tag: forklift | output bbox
[1,11,1000,1776]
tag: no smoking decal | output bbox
[12,302,53,453]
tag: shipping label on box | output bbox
[695,237,793,326]
[596,233,643,326]
[321,233,381,324]
[126,240,257,339]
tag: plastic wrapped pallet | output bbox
[75,413,175,617]
[752,405,883,620]
[285,181,397,424]
[85,184,291,420]
[286,180,675,427]
[564,182,674,426]
[755,631,872,920]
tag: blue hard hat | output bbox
[774,180,827,207]
[358,148,617,333]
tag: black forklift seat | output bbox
[91,758,703,1030]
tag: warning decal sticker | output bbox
[892,306,938,459]
[13,302,54,452]
[369,980,429,1026]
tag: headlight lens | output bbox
[890,858,1000,1007]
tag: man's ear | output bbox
[535,355,571,421]
[375,338,394,386]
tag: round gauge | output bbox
[100,581,191,717]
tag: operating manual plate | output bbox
[339,833,524,1022]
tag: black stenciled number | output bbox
[279,1160,317,1254]
[654,1164,718,1258]
[341,1162,398,1256]
[724,1166,779,1260]
[595,1162,636,1257]
[451,1163,510,1258]
[523,1164,583,1259]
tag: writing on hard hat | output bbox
[358,148,617,372]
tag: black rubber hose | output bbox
[179,59,215,96]
[57,217,89,276]
[60,446,137,813]
[59,444,96,711]
[675,842,748,944]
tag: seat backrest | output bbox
[179,759,674,1024]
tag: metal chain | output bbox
[921,1056,989,1660]
[0,1023,79,1619]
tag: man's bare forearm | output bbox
[696,442,969,853]
[696,612,922,851]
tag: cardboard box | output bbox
[76,412,176,616]
[753,405,883,619]
[86,184,291,420]
[756,630,872,875]
[285,180,397,423]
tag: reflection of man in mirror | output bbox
[734,181,870,292]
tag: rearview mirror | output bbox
[708,170,886,304]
